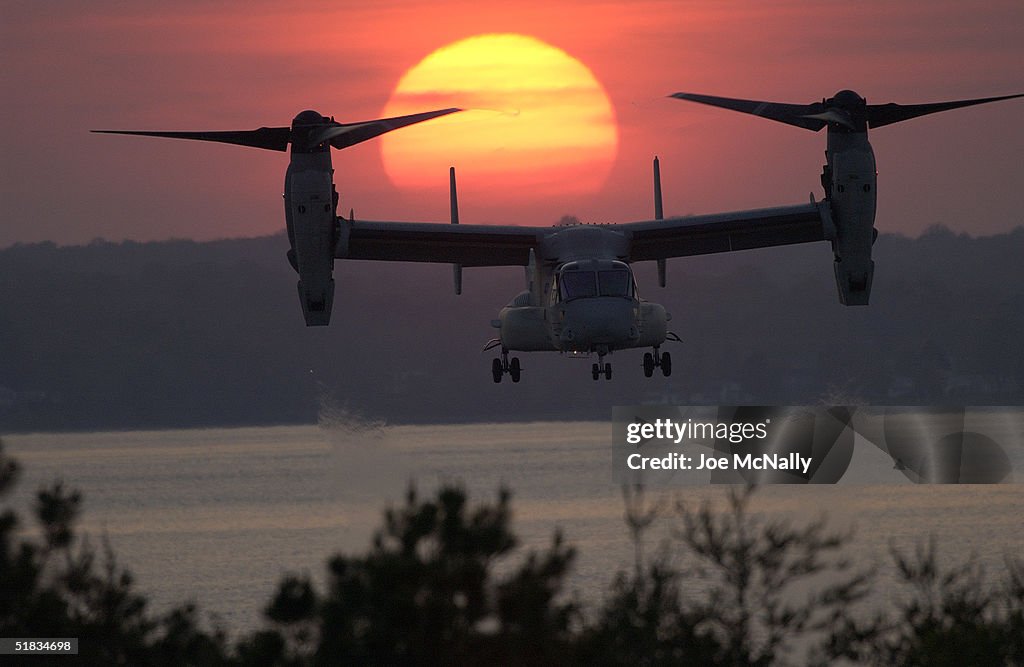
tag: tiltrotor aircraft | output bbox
[95,90,1022,382]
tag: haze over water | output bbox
[5,421,1023,632]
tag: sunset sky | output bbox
[2,0,1022,247]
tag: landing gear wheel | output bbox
[643,352,655,377]
[604,363,612,380]
[492,358,503,383]
[592,363,600,381]
[661,351,672,377]
[509,357,521,383]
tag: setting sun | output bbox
[380,34,618,197]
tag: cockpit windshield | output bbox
[558,262,635,301]
[560,271,597,299]
[598,270,631,297]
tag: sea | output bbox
[3,419,1023,635]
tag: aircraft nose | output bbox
[560,299,637,348]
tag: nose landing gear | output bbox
[643,347,672,378]
[592,348,612,381]
[491,349,521,383]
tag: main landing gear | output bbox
[643,347,672,378]
[491,349,521,383]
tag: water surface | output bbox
[5,422,1022,632]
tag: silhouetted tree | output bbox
[583,560,720,665]
[236,484,577,665]
[585,485,876,666]
[865,539,1024,666]
[582,484,723,667]
[673,486,877,665]
[0,439,229,665]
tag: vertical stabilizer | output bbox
[654,156,667,287]
[527,248,541,304]
[450,166,463,295]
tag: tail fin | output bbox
[450,166,462,295]
[654,156,667,287]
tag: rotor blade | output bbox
[670,92,827,131]
[91,127,291,151]
[866,93,1024,128]
[320,108,462,149]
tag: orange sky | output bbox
[1,0,1022,246]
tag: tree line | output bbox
[3,226,1024,432]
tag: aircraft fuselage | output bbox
[491,224,672,368]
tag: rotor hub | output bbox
[827,89,865,110]
[292,110,328,127]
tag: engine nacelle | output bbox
[297,277,335,326]
[285,160,337,326]
[824,132,877,305]
[636,302,668,347]
[499,296,552,351]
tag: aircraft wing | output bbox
[337,220,545,267]
[621,201,829,261]
[338,201,828,267]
